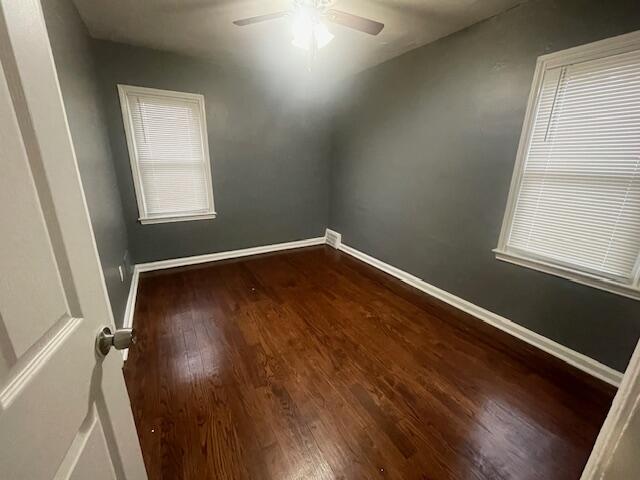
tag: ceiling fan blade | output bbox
[233,11,288,26]
[326,9,384,35]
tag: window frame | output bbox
[495,30,640,301]
[117,84,216,225]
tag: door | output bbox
[0,0,147,478]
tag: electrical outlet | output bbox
[118,265,125,282]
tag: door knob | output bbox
[96,326,136,356]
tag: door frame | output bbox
[581,338,640,478]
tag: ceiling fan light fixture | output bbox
[315,22,334,49]
[291,10,334,51]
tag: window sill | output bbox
[139,212,217,225]
[493,248,640,301]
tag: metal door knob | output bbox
[96,326,136,356]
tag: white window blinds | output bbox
[497,35,640,298]
[118,85,215,224]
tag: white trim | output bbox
[337,241,623,387]
[538,30,640,67]
[139,212,216,225]
[581,339,640,478]
[495,30,640,299]
[120,232,624,387]
[135,237,326,272]
[121,237,326,360]
[117,84,216,224]
[495,250,640,301]
[121,268,140,361]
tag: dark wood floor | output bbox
[124,246,614,480]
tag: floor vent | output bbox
[325,229,342,249]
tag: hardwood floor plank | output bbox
[124,246,614,479]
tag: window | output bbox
[495,32,640,300]
[118,85,215,224]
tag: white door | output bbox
[0,0,147,478]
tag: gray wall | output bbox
[94,41,331,264]
[43,0,132,327]
[41,0,640,370]
[329,0,640,371]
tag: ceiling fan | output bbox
[232,0,384,66]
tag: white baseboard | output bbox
[135,237,326,273]
[338,242,624,387]
[121,236,326,360]
[120,232,624,387]
[121,268,140,361]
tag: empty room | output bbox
[2,0,640,478]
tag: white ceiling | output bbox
[72,0,524,78]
